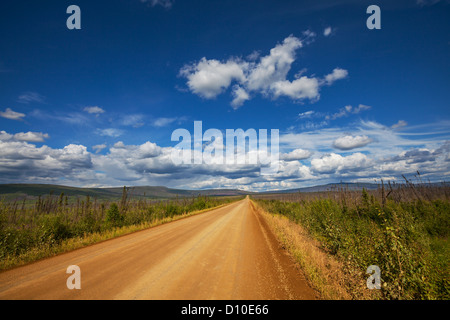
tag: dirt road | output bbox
[0,197,316,300]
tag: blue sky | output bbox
[0,0,449,190]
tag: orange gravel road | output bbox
[0,197,316,300]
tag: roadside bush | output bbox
[104,203,123,228]
[39,215,71,245]
[255,186,449,300]
[0,193,240,270]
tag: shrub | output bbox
[254,185,449,300]
[39,215,71,245]
[105,203,123,227]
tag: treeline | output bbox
[254,179,449,300]
[0,187,239,265]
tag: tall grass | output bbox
[253,179,449,300]
[0,187,240,270]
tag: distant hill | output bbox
[264,182,381,194]
[0,184,116,200]
[0,181,420,201]
[104,186,252,198]
[0,184,251,200]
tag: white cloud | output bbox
[113,141,126,148]
[311,152,372,174]
[84,106,105,114]
[281,148,312,161]
[179,57,246,99]
[326,104,371,120]
[0,140,92,183]
[270,76,320,101]
[324,68,348,85]
[0,130,448,190]
[140,0,173,9]
[92,144,107,153]
[0,108,25,121]
[122,114,144,127]
[298,110,315,119]
[231,85,250,109]
[333,135,373,150]
[96,128,124,137]
[138,141,162,158]
[13,132,49,142]
[323,27,332,37]
[246,50,260,61]
[17,92,45,104]
[153,117,174,127]
[180,35,348,108]
[391,120,408,129]
[353,104,371,113]
[0,131,13,141]
[0,140,51,160]
[303,29,316,38]
[58,144,92,166]
[302,29,317,45]
[1,118,448,190]
[152,117,186,127]
[245,35,303,92]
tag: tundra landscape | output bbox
[0,180,448,300]
[0,0,448,307]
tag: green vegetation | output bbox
[254,180,449,300]
[0,186,240,270]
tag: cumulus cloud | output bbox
[0,119,448,190]
[0,140,92,182]
[323,27,332,36]
[271,76,320,101]
[245,35,303,92]
[0,131,49,142]
[390,143,450,165]
[0,108,26,121]
[281,148,312,161]
[179,35,348,108]
[324,68,349,85]
[0,141,50,160]
[311,152,371,174]
[15,132,49,142]
[0,130,50,142]
[246,51,260,61]
[179,58,246,99]
[231,85,250,109]
[333,135,373,150]
[84,106,105,114]
[392,148,436,164]
[137,141,163,158]
[108,141,163,160]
